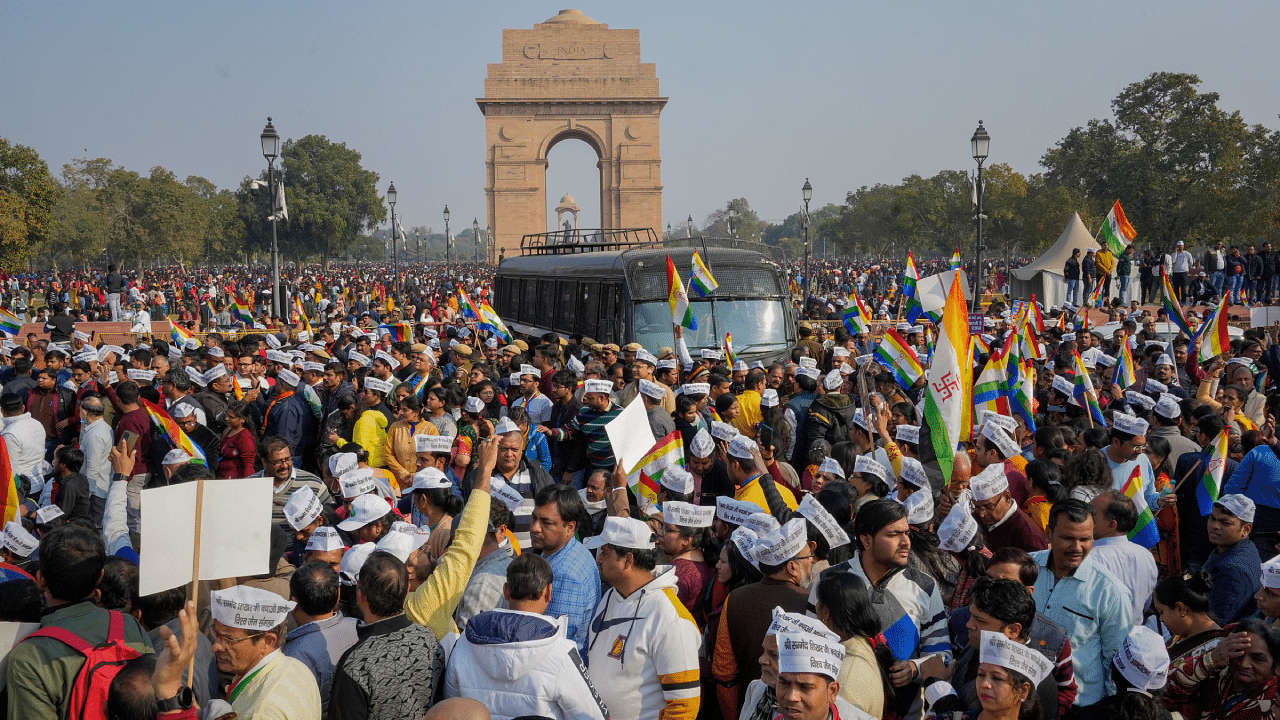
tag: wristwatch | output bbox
[156,686,194,712]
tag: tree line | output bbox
[706,72,1280,263]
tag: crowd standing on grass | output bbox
[1,251,1279,720]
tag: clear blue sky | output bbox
[3,1,1278,237]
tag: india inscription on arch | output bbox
[478,9,666,261]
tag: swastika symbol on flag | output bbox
[932,371,959,401]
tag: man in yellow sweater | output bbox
[404,419,499,641]
[732,368,767,440]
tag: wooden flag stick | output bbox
[1170,456,1209,497]
[186,479,206,687]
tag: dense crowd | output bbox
[0,253,1279,720]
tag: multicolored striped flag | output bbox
[668,255,696,330]
[1085,277,1106,307]
[972,335,991,356]
[842,292,872,336]
[973,347,1010,419]
[903,252,925,324]
[924,273,972,483]
[1114,332,1138,390]
[1100,200,1138,255]
[1005,336,1037,432]
[1121,464,1159,549]
[457,287,480,322]
[0,436,19,524]
[477,300,513,343]
[232,302,255,325]
[1160,266,1193,337]
[293,295,312,336]
[1071,350,1108,427]
[950,249,961,271]
[143,399,207,466]
[378,323,414,343]
[1197,295,1231,361]
[874,328,925,390]
[0,308,21,336]
[724,333,738,368]
[627,431,685,512]
[171,323,194,349]
[1195,427,1230,516]
[1027,295,1046,334]
[688,250,719,297]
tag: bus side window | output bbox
[521,278,538,324]
[577,282,600,337]
[598,283,620,343]
[557,280,575,333]
[538,280,556,327]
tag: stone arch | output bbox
[540,126,605,162]
[478,9,666,262]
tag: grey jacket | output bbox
[284,612,360,709]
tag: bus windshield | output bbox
[633,298,791,356]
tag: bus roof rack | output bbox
[519,228,659,255]
[520,229,785,259]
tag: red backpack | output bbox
[27,611,143,720]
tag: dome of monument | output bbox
[559,194,578,208]
[543,9,600,25]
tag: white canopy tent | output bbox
[1010,212,1107,309]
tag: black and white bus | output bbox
[493,229,797,364]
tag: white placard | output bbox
[1251,307,1280,328]
[0,622,40,693]
[606,395,658,475]
[917,270,974,318]
[139,477,273,596]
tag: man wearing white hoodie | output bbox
[586,516,702,720]
[445,553,608,720]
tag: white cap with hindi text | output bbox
[210,585,296,631]
[979,630,1052,685]
[1216,494,1256,523]
[284,486,323,531]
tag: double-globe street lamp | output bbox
[802,178,812,301]
[260,118,281,318]
[443,206,451,278]
[387,182,398,301]
[971,120,990,313]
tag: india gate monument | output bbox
[478,9,667,261]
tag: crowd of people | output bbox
[0,253,1279,720]
[1063,241,1280,308]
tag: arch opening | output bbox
[544,136,602,232]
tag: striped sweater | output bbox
[807,553,952,669]
[547,403,621,473]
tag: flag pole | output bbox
[186,479,205,687]
[1169,455,1208,496]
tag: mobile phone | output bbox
[121,430,139,454]
[758,423,774,452]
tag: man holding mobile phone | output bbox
[112,381,153,546]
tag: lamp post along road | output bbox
[260,118,281,319]
[443,206,451,279]
[687,214,693,239]
[473,218,479,263]
[727,206,737,239]
[971,120,990,313]
[387,182,398,302]
[802,178,812,302]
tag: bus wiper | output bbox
[737,342,788,353]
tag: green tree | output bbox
[276,135,386,268]
[1042,72,1251,249]
[0,138,62,270]
[703,199,766,242]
